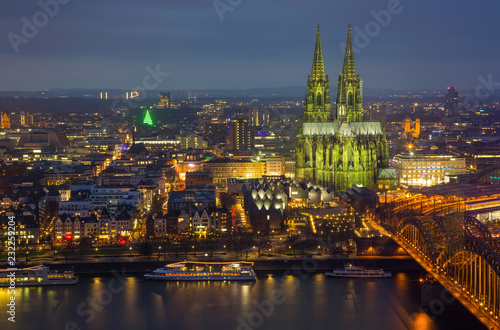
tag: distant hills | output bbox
[0,87,498,109]
[0,86,453,98]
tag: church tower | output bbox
[336,25,363,122]
[303,25,331,123]
[1,108,10,129]
[296,25,391,192]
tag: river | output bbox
[0,270,486,330]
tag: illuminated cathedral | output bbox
[296,25,390,192]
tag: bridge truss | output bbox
[397,214,500,327]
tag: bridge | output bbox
[386,214,500,329]
[386,164,500,224]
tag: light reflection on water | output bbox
[411,312,436,330]
[0,271,485,330]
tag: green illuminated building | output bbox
[143,109,153,126]
[295,25,390,192]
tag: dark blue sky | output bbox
[1,0,499,91]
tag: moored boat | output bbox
[145,261,256,281]
[325,263,391,278]
[0,265,79,286]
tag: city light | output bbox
[0,7,498,328]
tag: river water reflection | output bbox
[0,270,486,330]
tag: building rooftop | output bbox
[168,190,215,203]
[408,183,500,199]
[205,158,259,164]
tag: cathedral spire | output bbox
[336,25,363,122]
[311,24,326,81]
[342,24,356,79]
[303,25,331,123]
[296,25,389,193]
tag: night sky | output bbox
[1,0,499,92]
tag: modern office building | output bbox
[445,86,459,117]
[229,117,253,150]
[249,107,270,127]
[266,156,285,176]
[202,159,266,188]
[392,152,467,187]
[456,140,500,170]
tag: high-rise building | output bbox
[249,107,270,127]
[296,25,390,192]
[9,112,34,128]
[228,117,253,150]
[202,118,228,143]
[159,92,171,108]
[177,133,208,149]
[445,86,458,117]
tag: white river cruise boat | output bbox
[0,265,79,286]
[145,261,256,281]
[325,264,391,278]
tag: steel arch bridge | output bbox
[396,214,500,327]
[471,164,500,185]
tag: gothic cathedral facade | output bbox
[296,26,389,192]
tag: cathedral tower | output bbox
[303,25,331,123]
[296,25,391,192]
[336,25,363,122]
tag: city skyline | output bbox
[2,0,500,92]
[2,2,500,330]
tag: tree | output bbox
[61,239,76,261]
[224,231,241,258]
[219,192,237,210]
[203,234,219,258]
[41,200,59,239]
[191,233,199,257]
[173,237,180,258]
[139,241,153,257]
[160,236,171,259]
[132,208,148,241]
[164,167,176,185]
[254,234,270,257]
[294,238,318,257]
[239,232,255,261]
[285,235,300,258]
[52,245,60,261]
[78,237,93,259]
[0,224,6,253]
[179,235,191,259]
[151,193,168,216]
